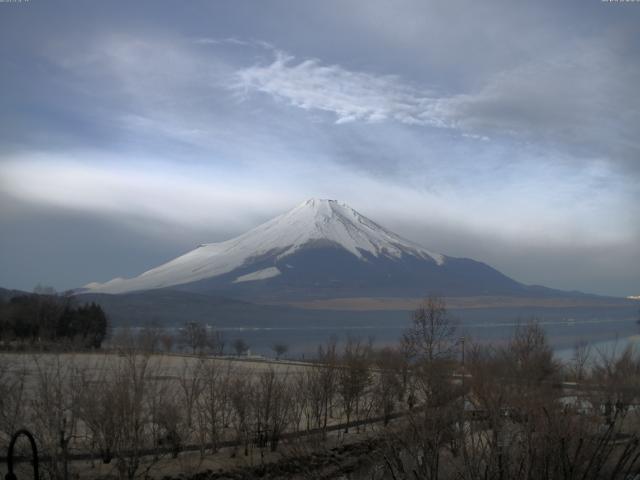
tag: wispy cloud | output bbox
[194,37,275,51]
[235,46,640,170]
[235,51,449,127]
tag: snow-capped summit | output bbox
[237,198,444,264]
[84,198,525,299]
[84,199,445,294]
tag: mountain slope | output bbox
[83,199,553,300]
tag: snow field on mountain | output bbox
[85,199,445,294]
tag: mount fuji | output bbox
[83,199,558,300]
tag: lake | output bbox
[113,304,639,360]
[212,305,640,359]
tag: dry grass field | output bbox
[3,317,640,479]
[0,348,390,479]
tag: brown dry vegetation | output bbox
[276,295,634,311]
[2,297,640,479]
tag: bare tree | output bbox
[590,344,640,421]
[137,322,164,353]
[179,322,207,354]
[372,347,403,425]
[299,368,323,434]
[272,342,288,360]
[0,356,27,449]
[568,339,592,382]
[292,371,311,434]
[111,325,138,353]
[177,359,203,435]
[379,297,462,480]
[402,295,457,363]
[30,354,82,480]
[207,329,225,356]
[232,338,249,356]
[110,352,156,479]
[251,367,294,453]
[455,323,561,480]
[160,333,175,354]
[229,372,252,457]
[381,357,461,480]
[299,338,338,439]
[196,359,234,453]
[77,356,121,465]
[337,337,372,433]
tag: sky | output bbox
[0,0,639,297]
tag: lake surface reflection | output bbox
[217,307,639,359]
[115,304,639,360]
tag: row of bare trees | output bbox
[3,296,640,479]
[377,297,640,480]
[113,322,265,358]
[0,339,407,479]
